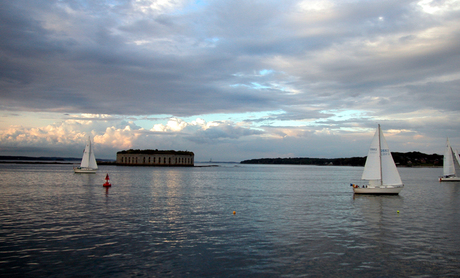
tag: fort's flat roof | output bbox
[117,149,194,155]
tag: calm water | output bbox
[0,163,459,277]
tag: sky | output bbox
[1,0,460,162]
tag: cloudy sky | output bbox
[1,0,460,161]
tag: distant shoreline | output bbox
[1,151,443,167]
[240,151,442,167]
[0,159,219,167]
[0,160,115,165]
[0,161,74,164]
[0,160,442,168]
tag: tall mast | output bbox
[87,136,91,167]
[378,124,382,185]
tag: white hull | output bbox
[74,167,97,174]
[439,176,460,182]
[353,185,403,194]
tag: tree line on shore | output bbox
[240,151,443,167]
[0,151,444,167]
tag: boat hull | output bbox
[74,167,97,174]
[439,177,460,182]
[353,186,403,195]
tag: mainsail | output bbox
[380,131,402,186]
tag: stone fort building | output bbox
[116,149,194,166]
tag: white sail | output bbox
[80,136,98,169]
[353,125,403,193]
[454,149,460,172]
[439,139,460,181]
[361,124,402,186]
[361,128,381,182]
[379,130,402,186]
[443,138,455,177]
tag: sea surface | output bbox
[0,163,459,277]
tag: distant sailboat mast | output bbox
[378,124,382,186]
[86,139,91,168]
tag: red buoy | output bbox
[103,173,111,187]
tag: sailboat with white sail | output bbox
[352,124,404,194]
[74,136,98,174]
[439,138,460,182]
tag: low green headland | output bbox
[240,152,442,167]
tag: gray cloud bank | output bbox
[1,0,460,160]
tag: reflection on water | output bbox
[0,164,459,277]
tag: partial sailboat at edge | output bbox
[439,138,460,182]
[74,136,98,174]
[351,124,404,194]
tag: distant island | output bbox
[240,151,443,167]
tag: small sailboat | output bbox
[352,124,404,194]
[439,138,460,181]
[74,136,98,174]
